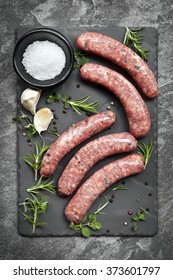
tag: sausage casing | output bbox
[40,111,116,177]
[76,32,158,98]
[80,63,151,138]
[58,132,137,196]
[65,154,144,224]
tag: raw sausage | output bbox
[58,132,137,196]
[80,63,151,138]
[40,111,116,177]
[76,32,158,98]
[65,154,144,224]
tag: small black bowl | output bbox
[13,28,74,88]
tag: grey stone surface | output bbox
[0,0,173,260]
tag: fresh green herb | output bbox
[47,92,98,115]
[46,92,61,104]
[131,207,148,231]
[123,27,149,60]
[19,195,48,233]
[74,51,89,68]
[138,140,154,169]
[27,176,56,196]
[112,182,128,191]
[69,214,102,238]
[13,111,37,138]
[94,195,109,215]
[23,123,37,138]
[69,195,109,237]
[13,111,31,123]
[48,129,60,137]
[66,96,98,115]
[23,141,49,180]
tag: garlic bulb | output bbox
[21,88,41,115]
[34,108,53,135]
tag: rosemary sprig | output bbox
[48,129,60,137]
[112,182,128,191]
[138,140,154,169]
[23,141,49,180]
[69,195,109,237]
[47,92,98,115]
[94,195,109,215]
[67,96,98,114]
[123,27,149,60]
[13,111,37,138]
[74,51,89,68]
[27,176,56,196]
[19,195,48,233]
[131,207,148,231]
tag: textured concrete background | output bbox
[0,0,173,260]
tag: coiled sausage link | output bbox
[80,63,151,138]
[58,132,137,196]
[65,153,144,224]
[40,111,116,177]
[76,32,158,98]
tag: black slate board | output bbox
[16,27,158,237]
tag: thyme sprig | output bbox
[27,176,56,196]
[138,140,154,169]
[23,141,49,180]
[13,111,31,123]
[123,27,149,60]
[19,195,48,233]
[47,92,98,115]
[131,207,148,231]
[74,51,89,68]
[13,111,37,138]
[69,195,109,237]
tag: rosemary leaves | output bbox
[123,27,149,60]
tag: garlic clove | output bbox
[34,108,53,135]
[21,88,41,115]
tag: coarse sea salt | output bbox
[22,40,66,81]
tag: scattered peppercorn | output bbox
[86,112,92,116]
